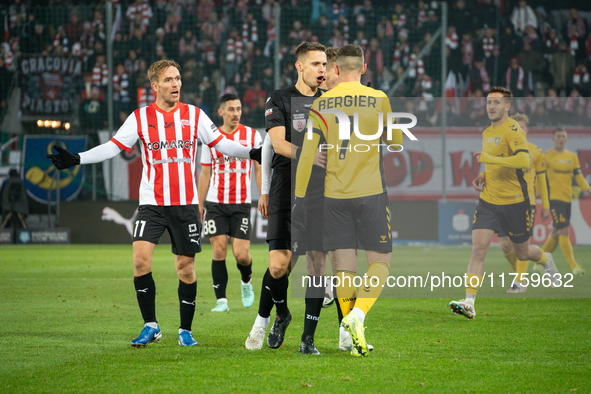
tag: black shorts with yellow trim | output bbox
[323,192,392,252]
[550,200,571,230]
[133,204,202,255]
[473,199,531,244]
[498,205,536,238]
[204,201,251,240]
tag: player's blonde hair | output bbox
[512,113,529,126]
[325,47,338,66]
[147,59,181,83]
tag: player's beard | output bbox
[488,111,504,123]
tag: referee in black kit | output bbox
[245,42,327,354]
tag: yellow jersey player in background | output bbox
[293,44,403,356]
[450,86,559,319]
[541,127,590,276]
[474,112,551,294]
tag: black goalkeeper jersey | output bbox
[264,85,325,169]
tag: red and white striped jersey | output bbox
[111,102,223,206]
[201,124,261,204]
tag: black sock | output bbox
[134,272,156,324]
[302,276,324,341]
[257,268,275,318]
[211,259,227,299]
[268,271,289,317]
[178,280,197,331]
[237,260,252,283]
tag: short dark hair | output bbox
[325,47,338,65]
[553,126,567,135]
[295,42,326,61]
[336,44,364,72]
[488,86,513,100]
[220,93,240,106]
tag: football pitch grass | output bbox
[1,244,590,393]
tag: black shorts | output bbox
[550,200,571,230]
[323,193,392,252]
[133,204,202,255]
[266,166,293,251]
[473,199,531,244]
[204,201,251,240]
[498,205,536,238]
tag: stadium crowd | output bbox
[1,0,591,131]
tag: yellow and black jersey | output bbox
[525,141,546,205]
[307,81,393,199]
[545,148,586,203]
[480,118,529,205]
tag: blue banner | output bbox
[23,135,86,203]
[438,201,478,245]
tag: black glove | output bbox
[249,147,262,164]
[291,196,307,233]
[46,145,80,170]
[366,81,372,87]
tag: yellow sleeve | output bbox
[536,172,550,209]
[480,151,530,169]
[573,155,590,191]
[381,95,403,146]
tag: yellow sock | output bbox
[504,250,517,271]
[355,261,390,315]
[559,235,578,270]
[533,246,547,265]
[543,235,558,253]
[335,270,356,317]
[466,273,483,297]
[515,260,529,283]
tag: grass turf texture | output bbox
[1,244,590,393]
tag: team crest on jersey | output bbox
[240,140,248,146]
[567,159,572,164]
[292,113,306,132]
[494,137,501,145]
[181,119,191,128]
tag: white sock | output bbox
[352,307,366,324]
[465,294,475,303]
[179,328,190,334]
[339,326,351,341]
[145,322,158,329]
[241,280,251,286]
[254,314,270,329]
[217,298,228,303]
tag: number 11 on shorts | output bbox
[134,220,146,237]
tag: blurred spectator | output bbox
[124,49,141,79]
[112,32,127,66]
[242,80,266,110]
[201,11,225,47]
[467,89,487,126]
[196,0,214,27]
[550,41,576,95]
[477,0,497,30]
[565,8,587,41]
[333,15,350,42]
[365,38,383,88]
[510,0,537,36]
[92,10,106,45]
[22,21,50,54]
[129,28,150,61]
[506,57,526,97]
[241,13,258,45]
[460,32,474,78]
[331,0,348,21]
[289,21,305,46]
[193,95,210,118]
[179,30,199,62]
[470,58,491,94]
[391,3,407,32]
[450,0,473,36]
[80,21,95,62]
[544,28,559,63]
[137,77,155,108]
[65,12,83,44]
[517,41,546,94]
[8,0,27,37]
[199,76,217,112]
[223,28,243,85]
[126,0,153,36]
[568,25,586,64]
[498,25,522,80]
[264,17,276,57]
[354,31,368,52]
[572,63,590,96]
[53,26,69,55]
[260,66,274,94]
[393,29,410,70]
[113,64,131,127]
[79,86,107,146]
